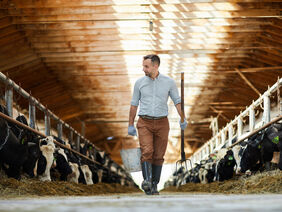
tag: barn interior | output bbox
[0,0,281,166]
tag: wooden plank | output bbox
[19,22,263,32]
[8,3,282,16]
[0,16,12,29]
[27,32,263,43]
[12,10,282,21]
[0,55,38,71]
[31,44,268,52]
[10,0,282,8]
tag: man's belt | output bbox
[139,115,167,120]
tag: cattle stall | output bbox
[165,79,282,188]
[0,72,137,190]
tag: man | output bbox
[128,54,187,195]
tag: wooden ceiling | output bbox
[0,0,281,164]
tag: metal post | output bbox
[221,130,225,145]
[76,135,80,152]
[209,139,213,153]
[57,122,63,139]
[228,125,233,147]
[5,85,13,117]
[29,99,36,129]
[68,130,73,145]
[200,150,203,161]
[45,111,51,136]
[249,106,255,132]
[215,136,219,149]
[263,94,270,124]
[81,121,85,137]
[237,117,243,139]
[278,77,281,115]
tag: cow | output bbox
[36,136,56,181]
[52,147,72,181]
[262,123,282,170]
[0,106,29,179]
[22,137,41,178]
[199,162,216,184]
[213,148,236,181]
[68,162,80,183]
[80,164,93,185]
[238,128,276,174]
[215,149,236,181]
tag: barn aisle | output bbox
[0,194,281,212]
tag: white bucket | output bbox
[120,147,141,172]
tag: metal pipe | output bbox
[195,77,281,157]
[263,94,270,124]
[68,130,73,145]
[0,72,98,150]
[5,85,13,117]
[231,114,282,148]
[76,135,80,152]
[237,116,243,139]
[249,106,255,132]
[45,111,50,136]
[57,122,63,139]
[228,125,233,147]
[29,99,36,129]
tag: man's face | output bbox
[142,59,157,77]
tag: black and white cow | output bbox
[0,106,29,179]
[215,149,236,181]
[199,162,216,184]
[68,162,80,183]
[22,138,41,178]
[52,147,72,181]
[262,123,282,170]
[36,136,56,181]
[80,164,93,185]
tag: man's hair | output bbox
[143,54,160,67]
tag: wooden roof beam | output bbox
[8,3,282,14]
[236,68,261,96]
[11,9,282,22]
[209,106,229,122]
[250,54,281,66]
[10,0,282,8]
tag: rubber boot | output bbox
[141,161,152,195]
[151,164,162,195]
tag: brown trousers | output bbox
[137,117,169,166]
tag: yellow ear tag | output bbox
[272,136,279,144]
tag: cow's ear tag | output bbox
[212,156,217,160]
[89,146,92,150]
[228,156,233,160]
[272,136,279,144]
[21,138,25,144]
[258,144,261,149]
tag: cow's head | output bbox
[239,133,263,173]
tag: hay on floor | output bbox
[163,170,282,194]
[0,178,141,199]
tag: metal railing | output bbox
[0,72,132,181]
[190,77,282,165]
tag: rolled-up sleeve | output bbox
[130,81,140,106]
[169,80,181,105]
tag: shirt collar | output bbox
[146,71,161,81]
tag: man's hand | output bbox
[179,118,188,130]
[128,125,137,136]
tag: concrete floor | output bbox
[0,193,281,212]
